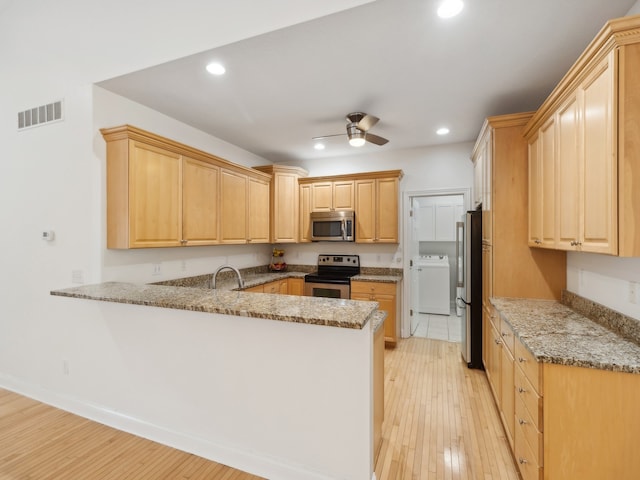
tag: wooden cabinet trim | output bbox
[524,15,640,136]
[298,169,403,184]
[101,124,272,182]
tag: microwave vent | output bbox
[17,100,63,131]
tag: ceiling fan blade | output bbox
[365,133,389,146]
[311,133,346,140]
[357,114,380,132]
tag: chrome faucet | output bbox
[211,265,244,289]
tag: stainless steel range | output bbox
[304,254,360,299]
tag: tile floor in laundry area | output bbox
[412,309,462,343]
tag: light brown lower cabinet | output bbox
[243,284,265,293]
[351,281,399,346]
[488,312,640,480]
[373,321,384,462]
[243,277,304,295]
[287,278,304,296]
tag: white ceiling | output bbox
[97,0,636,163]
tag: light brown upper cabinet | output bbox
[355,176,399,243]
[299,170,403,244]
[182,157,220,245]
[528,116,557,248]
[101,125,271,248]
[220,169,270,244]
[299,183,312,243]
[525,15,640,256]
[254,165,308,243]
[309,180,354,212]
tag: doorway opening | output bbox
[402,188,470,342]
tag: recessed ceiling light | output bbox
[206,62,226,76]
[436,127,450,135]
[437,0,464,18]
[314,142,326,150]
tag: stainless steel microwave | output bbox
[310,211,355,242]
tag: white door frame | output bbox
[401,187,471,338]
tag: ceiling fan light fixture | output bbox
[349,136,366,147]
[347,123,366,147]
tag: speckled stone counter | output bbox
[371,310,387,332]
[352,274,402,283]
[51,282,379,330]
[154,270,308,291]
[491,297,640,374]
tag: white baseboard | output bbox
[0,375,342,480]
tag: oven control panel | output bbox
[317,254,360,267]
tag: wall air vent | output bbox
[17,100,63,131]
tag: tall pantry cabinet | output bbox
[472,113,566,447]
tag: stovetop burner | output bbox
[304,254,361,285]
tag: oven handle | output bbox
[341,219,346,240]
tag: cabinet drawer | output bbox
[263,281,280,294]
[500,316,515,355]
[350,281,396,296]
[515,363,543,429]
[515,339,541,394]
[515,416,543,480]
[515,392,543,466]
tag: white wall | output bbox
[0,1,375,478]
[628,1,640,15]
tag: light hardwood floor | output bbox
[375,338,519,480]
[0,338,518,480]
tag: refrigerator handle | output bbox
[455,221,464,287]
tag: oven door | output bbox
[304,281,350,299]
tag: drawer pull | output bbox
[518,418,527,425]
[518,387,526,394]
[518,458,528,465]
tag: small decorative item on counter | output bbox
[269,248,287,271]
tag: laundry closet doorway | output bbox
[402,188,470,341]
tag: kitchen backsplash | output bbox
[563,290,640,346]
[153,264,403,289]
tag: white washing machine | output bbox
[414,255,450,315]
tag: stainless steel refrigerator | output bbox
[456,210,483,369]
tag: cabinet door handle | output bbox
[518,357,526,363]
[518,418,527,425]
[534,239,541,244]
[501,332,509,337]
[518,458,528,465]
[518,386,526,394]
[494,338,502,345]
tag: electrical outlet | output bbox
[152,263,161,276]
[71,270,84,284]
[629,281,638,304]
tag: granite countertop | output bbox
[491,297,640,374]
[51,281,379,330]
[371,310,387,332]
[351,274,402,283]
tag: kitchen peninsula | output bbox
[50,275,385,480]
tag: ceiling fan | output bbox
[313,112,389,147]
